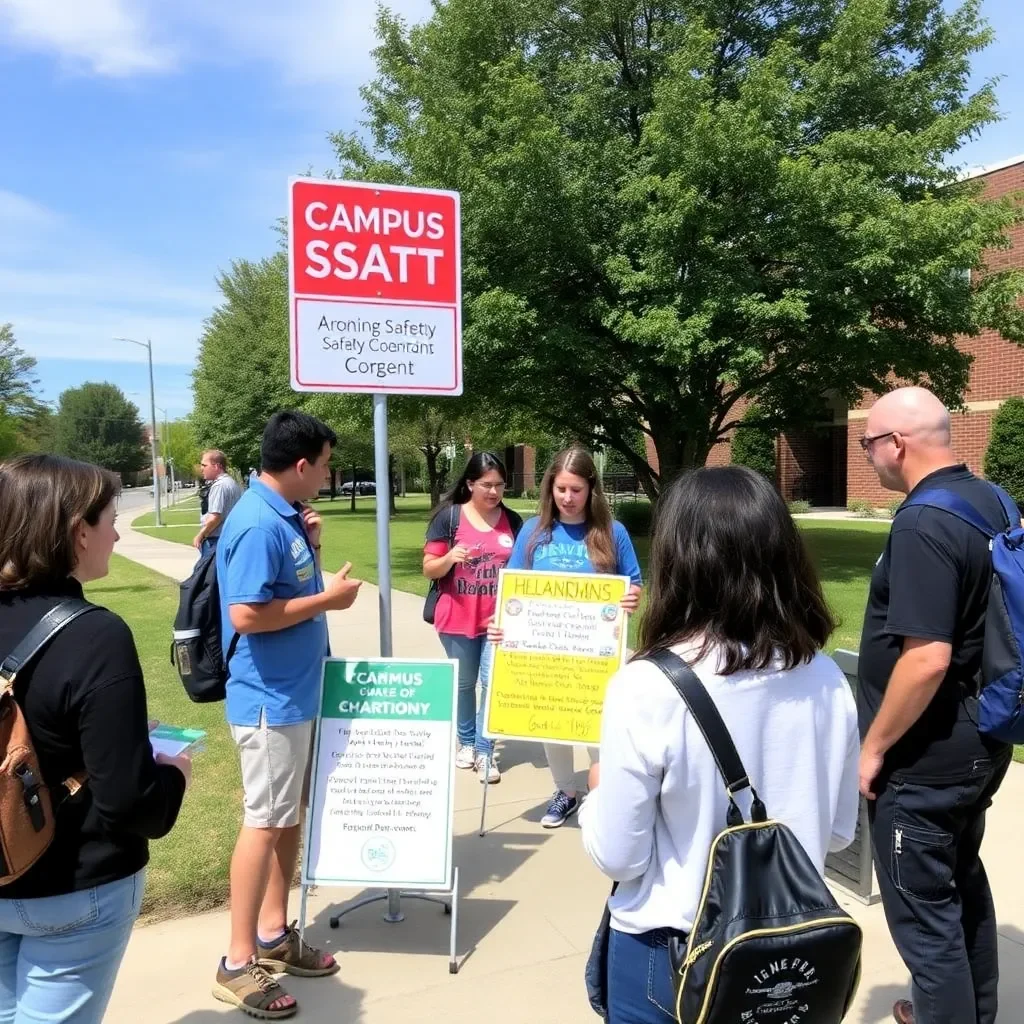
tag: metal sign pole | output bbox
[372,393,405,923]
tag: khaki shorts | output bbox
[230,713,314,828]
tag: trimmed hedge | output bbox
[984,397,1024,507]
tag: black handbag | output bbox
[423,505,459,624]
[584,883,617,1019]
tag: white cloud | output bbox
[0,189,212,367]
[0,0,432,93]
[179,0,433,87]
[0,269,215,309]
[11,313,205,365]
[0,0,176,76]
[0,189,62,228]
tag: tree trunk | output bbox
[425,446,442,507]
[329,467,337,501]
[388,452,397,516]
[351,462,357,512]
[643,424,710,498]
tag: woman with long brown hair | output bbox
[489,447,642,827]
[0,455,189,1023]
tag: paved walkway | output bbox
[107,506,1024,1023]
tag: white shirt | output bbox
[579,643,860,935]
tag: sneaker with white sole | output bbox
[541,790,580,827]
[476,754,500,784]
[455,744,476,769]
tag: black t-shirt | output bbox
[0,581,186,899]
[858,465,1016,779]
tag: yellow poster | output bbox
[483,570,629,746]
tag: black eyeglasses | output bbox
[859,430,896,452]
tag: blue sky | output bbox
[0,0,1020,421]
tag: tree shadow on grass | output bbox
[800,524,889,585]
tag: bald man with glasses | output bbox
[857,387,1018,1024]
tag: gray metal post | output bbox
[145,340,161,526]
[373,394,404,921]
[374,394,393,657]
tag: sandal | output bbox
[257,921,339,978]
[212,958,297,1020]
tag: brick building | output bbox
[655,154,1024,506]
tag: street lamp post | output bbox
[155,406,173,508]
[114,337,161,527]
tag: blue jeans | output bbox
[438,633,494,755]
[0,870,144,1024]
[607,928,678,1024]
[200,535,218,559]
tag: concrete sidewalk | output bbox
[107,508,1024,1023]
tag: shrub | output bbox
[984,397,1024,508]
[730,405,777,480]
[847,498,876,518]
[887,497,904,519]
[788,500,812,515]
[523,487,540,501]
[614,500,653,537]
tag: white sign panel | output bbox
[289,177,462,396]
[302,658,457,890]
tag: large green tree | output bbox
[336,0,1024,495]
[0,323,47,456]
[0,323,41,420]
[164,417,202,480]
[52,383,148,474]
[192,254,297,473]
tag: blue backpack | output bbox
[901,482,1024,743]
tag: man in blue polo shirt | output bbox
[212,411,362,1019]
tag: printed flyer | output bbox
[484,570,629,746]
[303,658,457,890]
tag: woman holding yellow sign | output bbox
[488,448,642,827]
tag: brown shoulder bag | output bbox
[0,600,97,885]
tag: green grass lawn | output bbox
[135,494,886,650]
[86,555,242,921]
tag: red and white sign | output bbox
[288,177,462,395]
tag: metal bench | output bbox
[824,649,880,905]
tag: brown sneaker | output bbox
[257,921,339,978]
[893,1000,915,1024]
[212,957,297,1019]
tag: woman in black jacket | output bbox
[0,454,189,1023]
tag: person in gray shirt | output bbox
[194,450,243,558]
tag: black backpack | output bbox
[169,549,238,703]
[647,650,862,1024]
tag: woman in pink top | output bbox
[423,453,523,784]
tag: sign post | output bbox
[480,570,630,833]
[288,177,462,945]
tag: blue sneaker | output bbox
[541,790,580,828]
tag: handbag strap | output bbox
[645,648,767,825]
[0,599,98,797]
[0,600,98,690]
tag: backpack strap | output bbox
[901,489,997,538]
[0,600,98,689]
[645,649,767,825]
[0,599,99,797]
[449,503,459,544]
[989,483,1021,531]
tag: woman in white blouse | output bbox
[580,466,860,1023]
